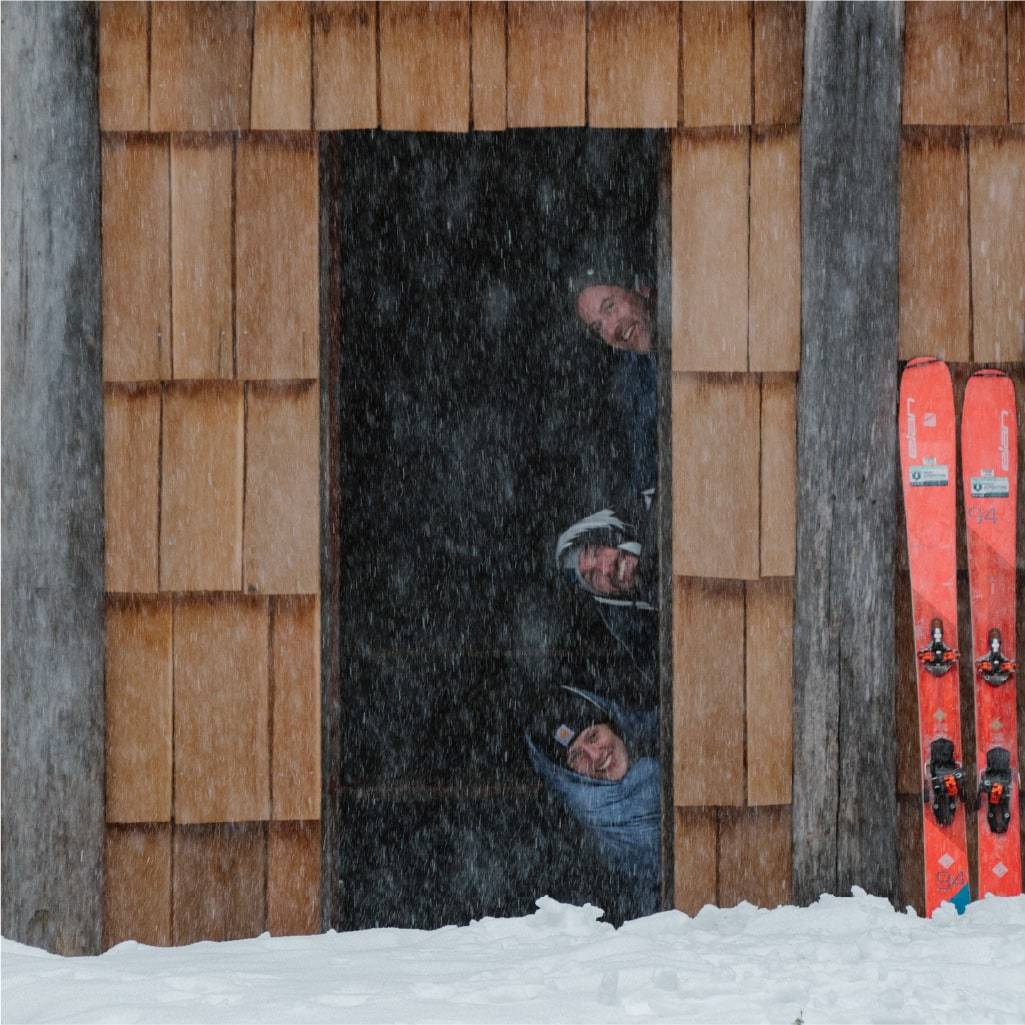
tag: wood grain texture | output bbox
[1011,2,1025,123]
[272,598,321,819]
[99,2,149,131]
[507,1,586,127]
[969,127,1025,363]
[894,532,921,797]
[673,808,717,915]
[379,2,470,132]
[312,2,378,130]
[673,577,746,806]
[150,1,253,131]
[896,794,926,916]
[236,134,319,380]
[267,821,321,935]
[587,2,678,129]
[171,135,233,379]
[104,824,172,948]
[671,373,761,580]
[172,824,266,944]
[244,383,320,594]
[173,597,270,824]
[903,1,1007,125]
[760,374,797,577]
[898,127,971,362]
[681,2,752,128]
[745,578,793,806]
[672,130,750,372]
[794,2,901,908]
[749,128,801,373]
[753,2,802,126]
[252,2,312,130]
[160,383,244,592]
[471,1,506,131]
[105,597,173,823]
[104,386,161,593]
[718,806,792,908]
[102,136,171,382]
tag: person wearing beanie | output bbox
[554,488,659,698]
[525,685,661,916]
[567,263,657,493]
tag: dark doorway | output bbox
[328,130,663,929]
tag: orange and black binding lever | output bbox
[978,747,1014,835]
[918,618,960,677]
[924,737,966,827]
[976,628,1016,686]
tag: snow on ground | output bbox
[3,890,1025,1025]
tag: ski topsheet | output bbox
[962,369,1021,898]
[899,357,971,915]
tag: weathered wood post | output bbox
[793,1,903,906]
[1,2,104,953]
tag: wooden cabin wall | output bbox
[897,0,1025,913]
[97,1,1024,945]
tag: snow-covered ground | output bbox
[4,890,1025,1025]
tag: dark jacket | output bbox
[611,352,657,493]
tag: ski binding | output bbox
[924,737,966,826]
[978,747,1014,835]
[976,628,1016,686]
[918,618,960,677]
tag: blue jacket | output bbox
[526,688,661,914]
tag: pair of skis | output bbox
[899,357,1020,917]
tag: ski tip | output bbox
[905,355,948,370]
[967,367,1010,380]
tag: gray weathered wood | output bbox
[1,2,104,954]
[793,2,902,907]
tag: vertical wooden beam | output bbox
[470,1,507,131]
[1010,2,1025,124]
[99,2,149,131]
[267,821,321,935]
[312,2,379,131]
[753,2,803,126]
[104,824,172,948]
[673,808,718,914]
[251,2,312,131]
[681,2,752,128]
[1,0,103,955]
[794,2,902,907]
[759,374,797,578]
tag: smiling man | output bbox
[575,282,654,355]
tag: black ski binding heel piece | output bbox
[924,737,965,827]
[918,618,959,677]
[978,747,1013,835]
[976,629,1016,686]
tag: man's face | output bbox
[578,544,639,596]
[575,284,653,354]
[566,723,629,781]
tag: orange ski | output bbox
[963,369,1021,899]
[899,357,971,915]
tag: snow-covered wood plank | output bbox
[272,597,321,820]
[105,385,161,593]
[903,1,1007,126]
[587,2,678,129]
[252,2,312,131]
[379,2,469,132]
[745,578,793,806]
[681,2,751,128]
[718,806,792,908]
[312,2,378,130]
[673,808,717,915]
[160,383,244,592]
[171,135,234,379]
[267,821,320,935]
[671,373,760,580]
[898,127,971,362]
[99,2,149,131]
[235,135,319,379]
[969,126,1025,362]
[102,136,171,382]
[672,577,746,807]
[672,130,749,372]
[749,128,800,373]
[507,1,586,127]
[172,824,266,943]
[753,2,802,126]
[470,1,506,131]
[245,385,320,595]
[759,374,796,577]
[173,597,270,824]
[103,825,172,948]
[105,597,173,824]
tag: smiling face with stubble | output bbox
[566,723,630,781]
[575,284,653,354]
